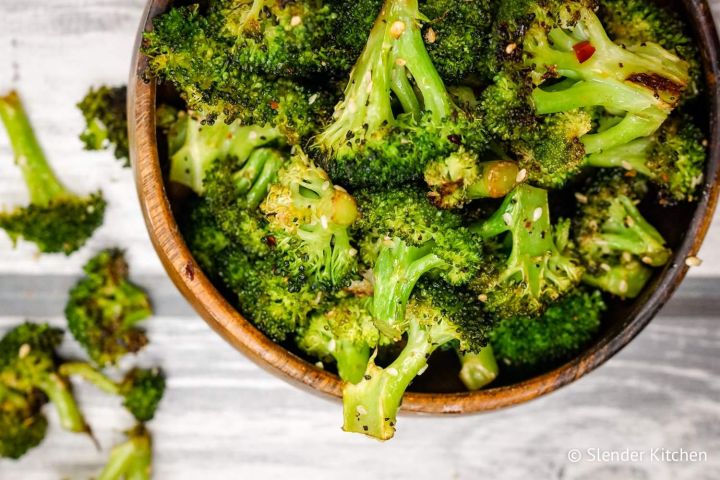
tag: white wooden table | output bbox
[0,1,718,479]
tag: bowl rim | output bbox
[129,0,720,414]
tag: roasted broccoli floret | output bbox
[59,364,165,422]
[470,184,583,317]
[0,91,105,254]
[96,424,152,480]
[0,384,48,459]
[314,0,485,189]
[143,5,336,140]
[424,149,520,209]
[457,345,498,391]
[65,249,152,366]
[296,297,384,384]
[356,188,481,339]
[573,171,670,298]
[0,323,90,435]
[77,85,129,165]
[343,281,492,440]
[490,289,606,372]
[585,115,707,203]
[261,152,360,291]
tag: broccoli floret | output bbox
[143,5,336,140]
[424,149,519,209]
[356,188,481,339]
[0,385,47,459]
[573,171,670,298]
[296,297,384,384]
[420,0,495,81]
[0,323,90,435]
[490,289,606,372]
[59,363,165,422]
[457,345,498,391]
[0,91,105,254]
[180,199,233,274]
[585,115,707,203]
[95,424,152,480]
[77,85,129,165]
[261,152,359,291]
[314,0,485,189]
[343,281,492,440]
[65,249,152,367]
[599,0,703,102]
[470,184,583,317]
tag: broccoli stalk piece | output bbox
[424,149,520,209]
[296,297,384,384]
[96,425,152,480]
[0,323,90,435]
[457,345,498,391]
[0,384,48,459]
[490,289,606,372]
[59,363,165,422]
[343,282,491,440]
[65,249,152,367]
[77,86,129,165]
[314,0,484,189]
[585,115,706,203]
[573,171,670,298]
[0,91,106,254]
[261,152,359,291]
[471,184,583,317]
[356,188,481,339]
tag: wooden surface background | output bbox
[0,1,718,479]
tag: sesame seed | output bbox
[334,185,347,193]
[516,168,527,183]
[308,94,318,105]
[328,339,336,352]
[621,161,633,171]
[348,248,358,257]
[395,58,407,67]
[356,405,368,415]
[618,280,628,294]
[624,215,634,227]
[418,364,429,375]
[290,15,302,27]
[18,343,31,358]
[532,207,543,222]
[390,21,406,39]
[321,180,330,191]
[320,216,329,229]
[641,256,654,265]
[386,367,399,376]
[621,252,633,263]
[502,213,513,225]
[248,131,258,141]
[477,294,488,302]
[424,27,437,44]
[600,263,611,272]
[315,361,324,369]
[685,256,703,267]
[574,192,588,204]
[505,43,517,54]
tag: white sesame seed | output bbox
[349,248,358,257]
[308,94,318,105]
[320,215,329,229]
[618,280,628,294]
[532,207,543,222]
[574,192,588,204]
[290,15,302,27]
[424,27,437,44]
[600,263,611,272]
[347,99,357,113]
[685,256,703,267]
[390,21,406,39]
[621,161,634,171]
[505,43,517,54]
[641,256,653,265]
[328,339,336,352]
[18,343,31,359]
[321,180,331,191]
[477,294,488,302]
[621,252,633,263]
[315,361,324,369]
[418,364,429,375]
[333,185,348,193]
[502,213,513,225]
[386,367,399,377]
[356,405,368,415]
[515,168,527,183]
[248,131,258,141]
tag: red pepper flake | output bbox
[269,100,280,110]
[573,40,595,63]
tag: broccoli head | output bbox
[0,385,48,459]
[0,91,106,254]
[77,85,129,165]
[65,249,152,366]
[470,184,584,317]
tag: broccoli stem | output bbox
[585,138,652,175]
[36,374,89,433]
[334,340,372,385]
[580,108,666,154]
[391,65,421,117]
[233,148,285,209]
[458,345,498,391]
[372,240,446,339]
[59,362,120,395]
[0,91,68,206]
[97,426,152,480]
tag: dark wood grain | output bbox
[128,0,720,414]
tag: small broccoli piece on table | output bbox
[470,184,583,318]
[457,345,498,391]
[76,85,129,165]
[490,289,606,372]
[296,297,385,384]
[0,384,48,459]
[0,323,90,435]
[424,149,519,209]
[356,188,482,339]
[261,152,360,292]
[96,424,152,480]
[143,5,337,141]
[585,115,707,203]
[343,281,492,440]
[65,249,152,367]
[0,91,105,254]
[573,171,670,298]
[59,363,165,422]
[314,0,485,189]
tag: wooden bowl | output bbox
[129,0,720,414]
